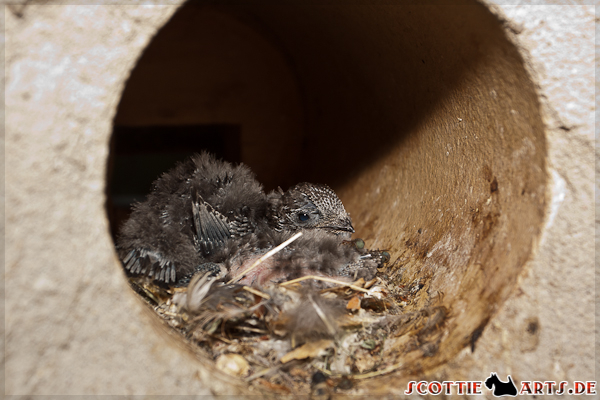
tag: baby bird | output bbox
[116,152,357,286]
[268,183,355,239]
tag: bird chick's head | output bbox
[269,182,354,239]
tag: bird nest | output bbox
[129,234,448,396]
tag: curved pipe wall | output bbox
[112,2,546,393]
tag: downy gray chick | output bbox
[116,152,363,287]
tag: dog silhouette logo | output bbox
[485,373,518,397]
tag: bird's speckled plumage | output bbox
[116,152,367,287]
[267,183,354,239]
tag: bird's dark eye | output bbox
[298,212,310,222]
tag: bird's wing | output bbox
[122,247,177,284]
[192,190,232,256]
[229,208,255,238]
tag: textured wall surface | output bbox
[4,4,217,395]
[4,2,595,396]
[443,2,596,384]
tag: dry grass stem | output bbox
[242,285,271,300]
[279,275,370,293]
[308,295,337,336]
[228,232,303,284]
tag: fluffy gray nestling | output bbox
[117,152,268,285]
[116,152,364,287]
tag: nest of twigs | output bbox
[129,234,448,396]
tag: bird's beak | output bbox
[331,219,354,233]
[346,218,355,233]
[323,218,354,238]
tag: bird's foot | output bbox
[338,249,390,281]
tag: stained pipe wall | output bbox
[113,3,546,393]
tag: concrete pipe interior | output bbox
[108,1,547,395]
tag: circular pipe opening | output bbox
[108,1,547,395]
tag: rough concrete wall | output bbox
[4,4,217,395]
[4,2,595,396]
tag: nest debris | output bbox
[129,237,448,396]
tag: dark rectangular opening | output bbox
[107,124,241,237]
